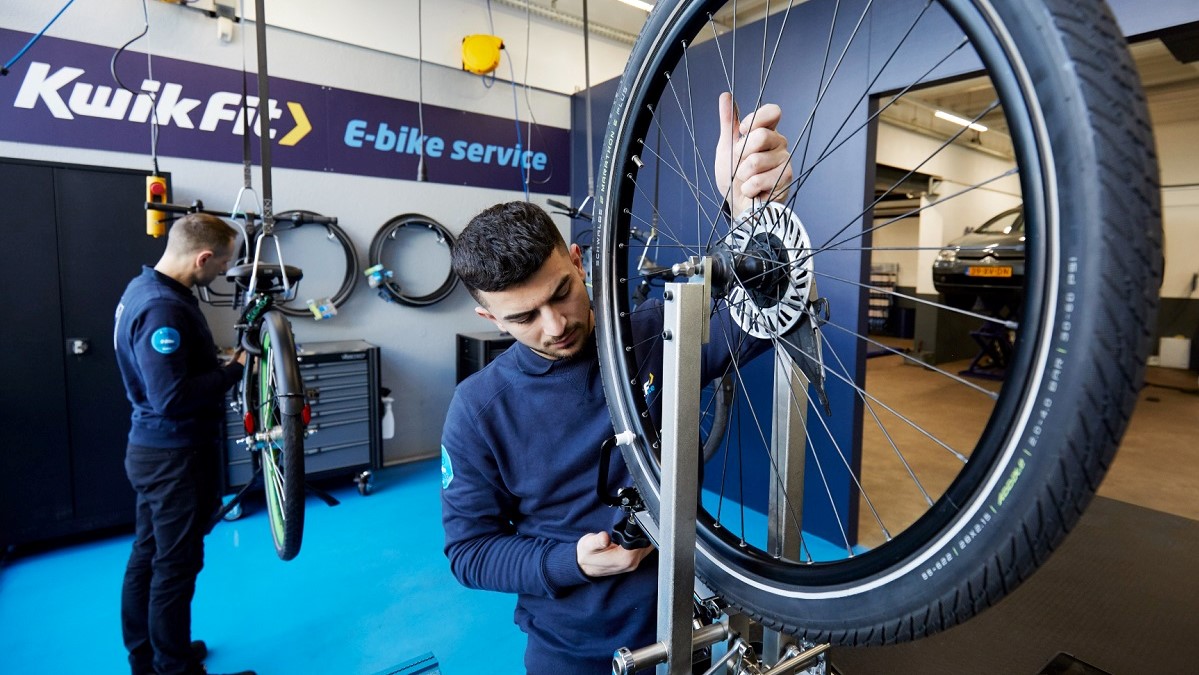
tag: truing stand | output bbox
[613,272,827,675]
[658,279,708,675]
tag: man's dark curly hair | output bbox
[452,201,567,304]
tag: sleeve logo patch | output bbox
[150,327,181,354]
[440,445,454,489]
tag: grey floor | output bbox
[830,496,1199,675]
[832,364,1199,674]
[0,364,1193,674]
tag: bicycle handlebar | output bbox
[275,210,338,226]
[145,200,261,221]
[145,201,337,226]
[145,200,222,216]
[547,198,593,222]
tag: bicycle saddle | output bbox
[225,263,304,292]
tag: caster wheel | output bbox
[223,501,243,521]
[355,471,374,496]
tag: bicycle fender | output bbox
[260,311,306,416]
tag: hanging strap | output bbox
[240,32,252,192]
[254,0,274,231]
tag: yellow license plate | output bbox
[966,266,1013,278]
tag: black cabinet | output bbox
[0,158,167,549]
[222,340,381,492]
[456,331,516,383]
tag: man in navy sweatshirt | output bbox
[441,94,793,673]
[114,213,253,675]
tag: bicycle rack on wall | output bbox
[271,210,359,321]
[365,213,459,307]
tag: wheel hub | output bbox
[710,202,813,338]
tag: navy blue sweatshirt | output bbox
[114,266,243,448]
[441,299,763,671]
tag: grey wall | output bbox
[1,3,573,464]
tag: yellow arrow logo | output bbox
[278,101,311,146]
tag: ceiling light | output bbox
[934,110,987,132]
[615,0,655,11]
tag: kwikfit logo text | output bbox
[13,61,285,138]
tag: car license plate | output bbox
[966,266,1013,277]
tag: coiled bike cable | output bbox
[272,209,359,318]
[368,213,459,307]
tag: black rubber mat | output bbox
[829,497,1199,674]
[1038,652,1111,675]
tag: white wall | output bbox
[263,0,635,95]
[1,1,586,464]
[874,118,1199,303]
[873,123,1022,295]
[868,216,920,289]
[1156,119,1199,301]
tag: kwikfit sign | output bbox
[0,28,568,193]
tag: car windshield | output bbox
[975,210,1023,235]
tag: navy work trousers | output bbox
[120,442,220,675]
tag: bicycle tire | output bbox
[273,210,360,319]
[700,374,734,463]
[256,311,306,561]
[368,213,459,307]
[594,0,1161,644]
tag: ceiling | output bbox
[890,37,1199,157]
[542,2,1198,157]
[500,0,658,42]
[1133,35,1199,126]
[506,0,776,43]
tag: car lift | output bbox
[960,295,1021,381]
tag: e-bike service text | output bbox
[344,119,548,170]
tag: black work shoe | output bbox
[190,640,208,662]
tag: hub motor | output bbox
[709,201,813,339]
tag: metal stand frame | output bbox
[657,280,707,675]
[613,274,828,675]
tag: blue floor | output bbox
[0,460,526,675]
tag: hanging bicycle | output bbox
[147,200,333,561]
[594,0,1162,647]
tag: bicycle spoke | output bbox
[639,118,728,216]
[821,319,1000,399]
[588,0,1159,644]
[811,268,1019,329]
[777,326,971,464]
[816,102,1005,251]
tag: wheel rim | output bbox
[595,0,1056,591]
[368,214,460,306]
[273,210,359,319]
[259,333,289,549]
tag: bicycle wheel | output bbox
[594,0,1161,644]
[368,213,459,306]
[700,374,734,463]
[254,311,306,560]
[272,210,360,319]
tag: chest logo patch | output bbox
[150,327,181,354]
[440,445,455,489]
